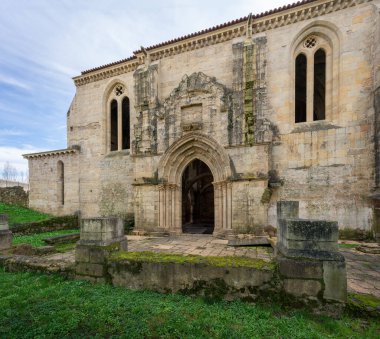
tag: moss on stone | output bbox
[109,251,276,271]
[349,293,380,308]
[260,188,273,204]
[346,293,380,318]
[339,228,374,241]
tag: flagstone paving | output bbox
[42,235,380,298]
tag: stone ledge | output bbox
[277,243,345,261]
[0,255,74,277]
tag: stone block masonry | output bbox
[73,216,347,314]
[0,215,12,251]
[75,217,127,282]
[277,218,347,305]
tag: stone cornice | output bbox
[23,147,78,159]
[73,0,371,87]
[252,0,371,33]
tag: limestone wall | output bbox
[28,153,79,216]
[265,3,377,230]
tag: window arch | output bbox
[57,161,64,205]
[291,21,341,124]
[107,83,131,152]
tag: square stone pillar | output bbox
[75,217,127,282]
[0,215,12,251]
[277,219,347,306]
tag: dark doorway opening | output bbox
[182,159,214,234]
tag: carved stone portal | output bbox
[157,132,232,235]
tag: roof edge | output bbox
[79,0,320,76]
[23,147,79,159]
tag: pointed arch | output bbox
[157,132,232,235]
[290,20,341,123]
[158,132,232,184]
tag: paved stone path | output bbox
[128,235,274,261]
[43,235,380,298]
[340,247,380,297]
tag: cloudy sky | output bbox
[0,0,292,178]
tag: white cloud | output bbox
[0,129,26,137]
[0,145,42,176]
[0,74,30,90]
[0,0,294,156]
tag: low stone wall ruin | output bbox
[11,215,79,234]
[0,186,28,207]
[74,215,347,313]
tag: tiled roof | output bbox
[81,0,319,75]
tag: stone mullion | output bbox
[306,52,314,122]
[117,99,122,150]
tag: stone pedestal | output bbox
[75,217,127,282]
[277,219,347,305]
[0,214,12,251]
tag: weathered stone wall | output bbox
[231,180,268,233]
[0,186,28,207]
[26,1,379,233]
[266,3,377,231]
[133,184,158,231]
[28,152,79,216]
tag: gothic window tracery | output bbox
[109,83,130,151]
[294,33,330,124]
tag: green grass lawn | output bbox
[0,203,51,225]
[13,230,79,247]
[0,271,379,338]
[339,243,360,249]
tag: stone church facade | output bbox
[24,0,380,237]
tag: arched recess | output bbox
[157,132,232,235]
[290,20,341,123]
[57,160,64,205]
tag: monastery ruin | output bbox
[24,0,380,238]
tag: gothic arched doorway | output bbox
[182,159,214,234]
[157,132,232,235]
